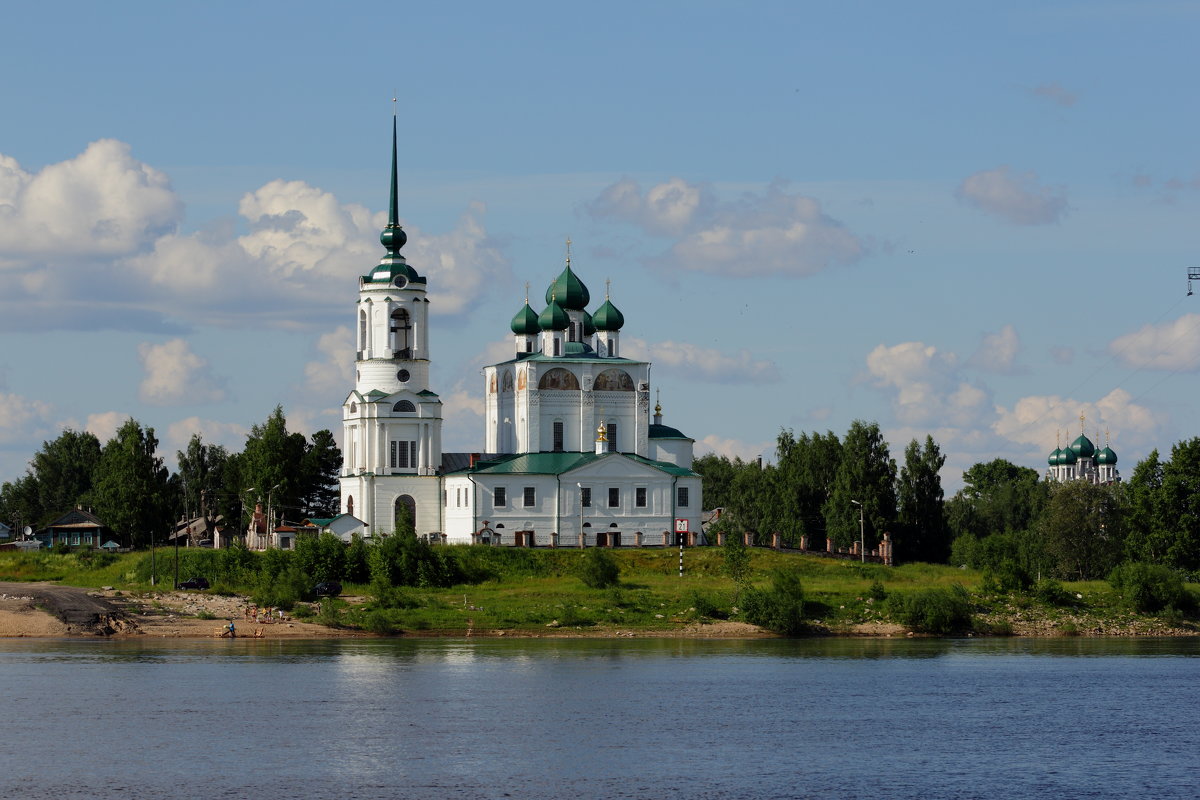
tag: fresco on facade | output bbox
[593,369,634,391]
[538,368,580,390]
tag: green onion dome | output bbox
[592,298,625,331]
[510,301,540,335]
[544,264,590,311]
[1096,446,1118,465]
[1048,448,1062,466]
[538,298,569,331]
[1070,435,1096,459]
[581,309,596,337]
[1058,447,1078,465]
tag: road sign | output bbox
[674,518,689,533]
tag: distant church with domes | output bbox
[339,118,702,546]
[1046,416,1120,485]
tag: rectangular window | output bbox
[677,487,690,508]
[391,440,417,469]
[607,422,617,452]
[523,487,536,507]
[553,420,564,452]
[494,487,507,507]
[636,487,647,508]
[553,338,561,356]
[608,487,620,508]
[443,490,448,507]
[581,487,591,508]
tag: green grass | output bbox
[3,547,1195,636]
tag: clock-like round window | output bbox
[397,369,410,383]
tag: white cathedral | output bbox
[339,120,703,546]
[1045,417,1120,485]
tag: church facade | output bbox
[339,122,702,545]
[1046,419,1120,485]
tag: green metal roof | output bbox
[1096,446,1118,465]
[449,451,697,478]
[592,297,625,331]
[417,389,440,397]
[510,301,540,335]
[649,423,690,440]
[365,389,388,399]
[544,262,590,310]
[538,298,569,331]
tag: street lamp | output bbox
[850,500,865,563]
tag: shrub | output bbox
[578,548,620,589]
[1032,578,1071,606]
[690,590,729,620]
[886,585,973,634]
[362,610,396,635]
[1108,562,1188,613]
[252,566,311,611]
[742,568,805,636]
[867,579,888,602]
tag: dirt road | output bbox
[0,582,136,635]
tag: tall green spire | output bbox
[380,111,407,253]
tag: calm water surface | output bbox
[1,637,1196,799]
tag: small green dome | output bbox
[367,255,419,285]
[544,264,590,311]
[1096,446,1118,465]
[593,298,625,331]
[1048,448,1062,466]
[1059,447,1078,465]
[539,298,569,331]
[1070,435,1096,459]
[581,309,596,337]
[510,302,539,335]
[380,224,407,251]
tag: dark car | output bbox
[313,581,342,597]
[178,577,210,590]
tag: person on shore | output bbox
[225,619,236,638]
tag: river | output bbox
[1,636,1196,799]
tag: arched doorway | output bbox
[394,495,416,535]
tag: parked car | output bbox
[178,577,210,590]
[313,581,342,597]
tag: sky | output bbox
[2,1,1199,492]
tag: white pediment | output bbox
[566,453,670,480]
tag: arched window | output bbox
[393,400,416,413]
[538,368,580,390]
[358,309,367,352]
[349,402,357,413]
[390,308,412,357]
[347,495,354,516]
[502,371,513,392]
[394,495,416,534]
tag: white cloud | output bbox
[0,140,180,259]
[956,166,1068,225]
[624,337,780,384]
[587,177,865,277]
[968,324,1023,373]
[695,434,773,463]
[1109,313,1200,371]
[0,392,53,446]
[302,326,355,397]
[992,388,1161,452]
[441,388,486,452]
[0,141,511,333]
[866,341,990,426]
[587,177,707,235]
[137,339,226,406]
[1029,82,1077,107]
[164,417,248,457]
[84,411,131,445]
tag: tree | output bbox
[0,475,40,534]
[693,454,739,511]
[240,406,308,524]
[176,434,229,523]
[1039,480,1125,580]
[1124,450,1170,565]
[898,436,948,563]
[947,459,1045,540]
[300,429,342,519]
[823,421,896,551]
[774,429,841,547]
[31,429,102,520]
[90,419,173,548]
[1156,438,1200,572]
